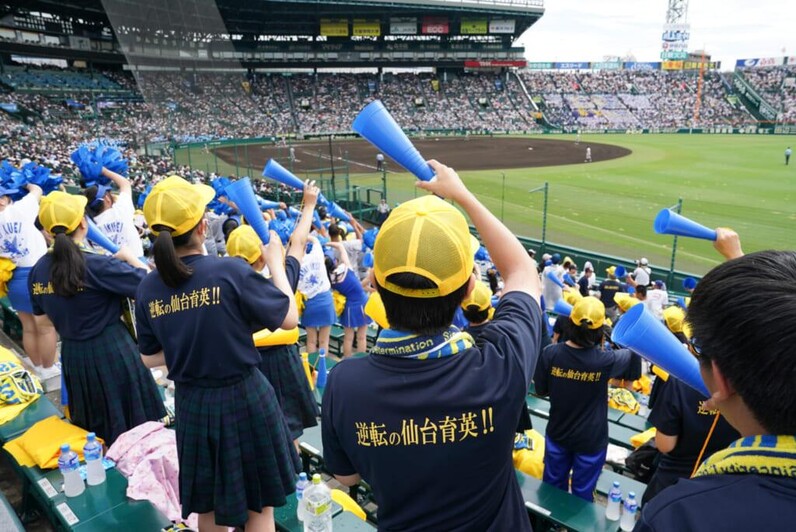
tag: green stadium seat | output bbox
[0,396,63,443]
[596,469,647,506]
[0,297,23,339]
[275,492,343,532]
[332,511,376,530]
[615,412,653,432]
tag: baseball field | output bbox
[180,133,794,275]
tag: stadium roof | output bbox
[3,0,543,39]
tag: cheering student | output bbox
[29,191,164,444]
[636,230,796,530]
[225,180,320,444]
[533,296,641,502]
[321,160,543,531]
[84,167,144,258]
[327,239,371,358]
[298,233,336,356]
[135,176,299,531]
[0,182,58,379]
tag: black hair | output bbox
[324,256,335,284]
[83,186,107,217]
[328,223,343,240]
[221,218,239,241]
[564,319,606,348]
[152,223,200,288]
[486,269,499,294]
[686,251,796,434]
[377,272,469,336]
[317,205,327,219]
[462,305,489,325]
[50,227,85,297]
[635,285,647,298]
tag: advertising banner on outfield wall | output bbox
[320,19,348,37]
[464,60,527,68]
[624,62,661,70]
[353,19,380,37]
[735,57,784,68]
[390,17,417,35]
[554,62,590,70]
[662,60,684,70]
[422,17,449,34]
[591,62,621,70]
[489,19,515,34]
[460,18,488,35]
[528,62,553,69]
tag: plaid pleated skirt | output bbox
[257,344,319,439]
[175,367,301,526]
[60,321,167,445]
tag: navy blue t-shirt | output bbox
[30,251,146,340]
[636,474,796,531]
[648,377,739,477]
[135,254,293,383]
[534,343,635,453]
[322,292,542,531]
[599,279,622,309]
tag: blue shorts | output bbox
[7,266,33,314]
[301,290,336,328]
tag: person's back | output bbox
[636,234,796,530]
[321,161,542,531]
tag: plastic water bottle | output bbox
[58,444,85,497]
[295,472,311,523]
[83,432,106,486]
[620,491,638,531]
[303,473,332,532]
[605,481,622,521]
[316,349,328,388]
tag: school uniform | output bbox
[534,342,638,501]
[298,241,335,327]
[29,248,165,444]
[643,377,739,505]
[255,256,319,440]
[331,265,370,328]
[135,254,299,527]
[1,194,48,313]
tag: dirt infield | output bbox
[213,136,631,175]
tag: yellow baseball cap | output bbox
[663,306,686,334]
[143,176,215,237]
[38,191,87,235]
[374,195,473,298]
[461,280,492,311]
[614,293,641,313]
[227,225,262,264]
[605,266,616,276]
[570,296,606,329]
[563,289,583,305]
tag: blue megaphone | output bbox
[224,177,270,244]
[262,159,305,190]
[545,270,565,289]
[563,273,577,286]
[614,266,626,278]
[683,277,697,290]
[352,100,435,181]
[362,251,374,268]
[553,299,573,317]
[324,200,350,222]
[654,209,717,241]
[612,304,709,397]
[316,348,328,388]
[288,206,301,218]
[86,217,120,254]
[256,196,282,211]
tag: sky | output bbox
[517,0,796,69]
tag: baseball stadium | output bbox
[0,0,793,530]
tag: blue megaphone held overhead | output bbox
[262,159,305,190]
[224,177,270,244]
[352,100,435,181]
[612,304,709,397]
[256,196,282,211]
[553,299,573,317]
[86,217,120,255]
[654,209,717,241]
[545,270,565,289]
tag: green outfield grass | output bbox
[181,134,795,275]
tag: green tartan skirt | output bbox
[175,367,300,526]
[257,344,319,440]
[61,321,167,445]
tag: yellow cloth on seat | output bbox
[252,327,300,347]
[0,346,42,425]
[630,427,657,448]
[512,429,546,479]
[331,489,367,521]
[3,415,102,469]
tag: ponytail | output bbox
[50,228,86,297]
[153,225,196,288]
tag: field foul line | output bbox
[299,150,398,173]
[542,211,722,265]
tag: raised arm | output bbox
[418,160,540,302]
[101,167,131,196]
[287,180,319,262]
[713,227,744,261]
[263,230,298,329]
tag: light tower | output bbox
[666,0,689,24]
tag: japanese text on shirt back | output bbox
[148,286,221,319]
[354,407,495,447]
